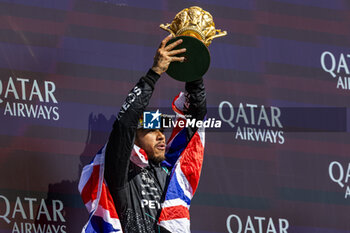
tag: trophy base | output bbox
[166,36,210,82]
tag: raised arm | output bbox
[104,35,186,190]
[184,77,207,141]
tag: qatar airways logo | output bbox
[0,195,66,233]
[0,77,59,121]
[321,51,350,90]
[226,214,289,233]
[218,101,284,144]
[328,161,350,199]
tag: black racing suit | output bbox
[104,69,206,233]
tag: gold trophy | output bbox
[160,6,227,82]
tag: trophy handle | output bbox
[160,24,176,37]
[205,29,227,45]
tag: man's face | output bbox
[135,129,166,164]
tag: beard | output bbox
[148,151,166,164]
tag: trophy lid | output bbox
[160,6,227,47]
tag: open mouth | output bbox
[156,143,166,150]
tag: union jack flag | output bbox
[78,145,122,232]
[78,92,205,233]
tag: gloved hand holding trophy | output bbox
[160,6,227,82]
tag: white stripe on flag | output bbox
[159,218,190,233]
[162,198,189,209]
[175,163,193,200]
[84,200,92,213]
[78,163,94,193]
[93,205,122,230]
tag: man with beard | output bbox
[104,34,207,232]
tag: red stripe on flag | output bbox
[97,182,119,218]
[180,132,204,194]
[158,205,190,221]
[81,165,100,204]
[80,164,119,218]
[167,92,186,143]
